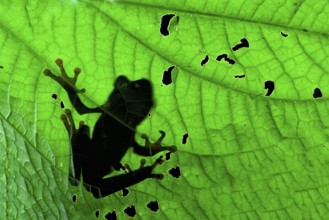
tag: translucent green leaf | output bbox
[1,0,329,219]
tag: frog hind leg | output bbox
[61,109,90,186]
[85,158,164,198]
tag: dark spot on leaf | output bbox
[169,166,181,178]
[232,38,249,51]
[162,66,175,85]
[124,206,136,217]
[95,210,100,218]
[52,93,58,100]
[313,88,322,98]
[281,32,288,37]
[264,81,275,96]
[72,194,77,203]
[216,54,235,65]
[165,152,172,160]
[147,201,159,212]
[60,101,65,109]
[105,211,117,220]
[0,66,3,68]
[201,55,209,66]
[148,113,151,117]
[303,29,308,32]
[182,133,189,144]
[122,188,129,197]
[234,75,245,78]
[160,14,175,36]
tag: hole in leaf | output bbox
[169,166,181,178]
[165,152,172,160]
[216,54,235,65]
[160,14,175,36]
[105,211,117,220]
[122,188,129,197]
[95,209,100,218]
[281,32,288,37]
[72,194,77,203]
[182,133,189,144]
[234,75,245,78]
[313,88,322,98]
[160,14,179,36]
[201,55,209,66]
[124,205,136,217]
[264,81,275,96]
[147,201,159,212]
[162,66,175,85]
[232,38,249,51]
[60,101,65,109]
[51,93,58,100]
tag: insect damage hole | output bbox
[182,133,189,144]
[60,101,65,109]
[51,93,58,100]
[264,80,275,96]
[216,54,235,65]
[281,32,288,37]
[201,55,209,66]
[169,166,181,178]
[147,201,159,212]
[95,209,100,218]
[162,66,175,85]
[105,211,117,220]
[234,74,245,78]
[72,194,77,203]
[124,205,136,217]
[232,38,249,51]
[122,188,129,197]
[313,88,322,98]
[165,152,172,160]
[160,14,179,36]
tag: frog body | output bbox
[44,59,176,198]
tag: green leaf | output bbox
[1,0,329,219]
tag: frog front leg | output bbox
[44,59,102,115]
[133,130,177,156]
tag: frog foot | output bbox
[60,109,76,134]
[141,130,177,154]
[60,109,87,135]
[124,158,164,180]
[44,58,86,94]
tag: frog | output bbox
[43,58,177,198]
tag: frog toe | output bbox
[151,157,164,169]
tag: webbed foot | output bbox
[141,130,177,154]
[44,58,85,93]
[60,109,88,135]
[124,158,164,180]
